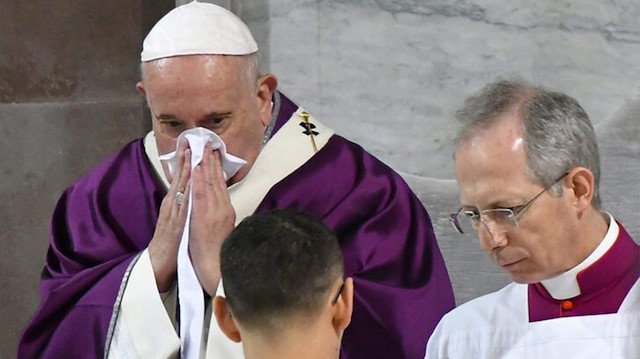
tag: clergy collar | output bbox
[144,131,170,190]
[540,212,619,300]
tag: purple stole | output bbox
[18,92,454,359]
[528,222,639,322]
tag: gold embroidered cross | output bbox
[300,111,318,153]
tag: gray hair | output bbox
[240,52,260,91]
[139,52,260,93]
[455,79,601,209]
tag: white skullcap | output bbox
[141,0,258,62]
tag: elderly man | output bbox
[425,80,639,359]
[18,2,454,359]
[213,209,354,359]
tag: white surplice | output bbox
[424,217,640,359]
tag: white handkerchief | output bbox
[158,127,247,181]
[158,127,245,359]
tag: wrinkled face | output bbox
[454,112,581,283]
[139,55,272,184]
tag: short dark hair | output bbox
[455,79,601,208]
[220,208,344,331]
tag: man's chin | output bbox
[507,272,543,284]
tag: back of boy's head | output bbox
[220,208,344,331]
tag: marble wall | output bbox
[268,0,640,178]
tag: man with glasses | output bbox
[213,209,353,359]
[425,79,639,358]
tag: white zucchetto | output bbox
[141,0,258,62]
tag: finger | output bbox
[178,179,192,219]
[193,165,215,221]
[161,145,187,216]
[158,193,173,221]
[170,147,191,216]
[201,150,221,203]
[211,150,227,190]
[200,146,221,203]
[201,144,216,188]
[208,151,233,211]
[168,141,188,193]
[178,147,191,192]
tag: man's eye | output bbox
[160,120,182,128]
[463,211,479,220]
[505,206,523,215]
[206,118,225,127]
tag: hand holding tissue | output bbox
[158,127,245,359]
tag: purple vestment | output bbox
[18,92,454,359]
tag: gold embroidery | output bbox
[300,111,318,153]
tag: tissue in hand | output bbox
[158,127,247,180]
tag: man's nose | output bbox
[478,221,508,250]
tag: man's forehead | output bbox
[455,118,531,199]
[142,55,245,87]
[459,113,523,160]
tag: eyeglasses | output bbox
[450,172,568,235]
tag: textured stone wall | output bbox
[269,0,640,179]
[0,1,174,357]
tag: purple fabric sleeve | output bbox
[256,135,455,359]
[18,140,165,358]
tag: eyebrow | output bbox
[156,114,178,120]
[202,111,232,119]
[156,111,233,121]
[461,198,523,211]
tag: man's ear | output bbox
[136,81,146,97]
[213,296,242,343]
[255,74,278,127]
[332,277,354,334]
[566,167,596,213]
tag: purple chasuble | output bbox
[528,222,639,322]
[18,141,166,358]
[18,92,454,359]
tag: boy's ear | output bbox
[332,277,354,334]
[213,296,242,343]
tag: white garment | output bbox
[424,277,640,359]
[107,108,334,359]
